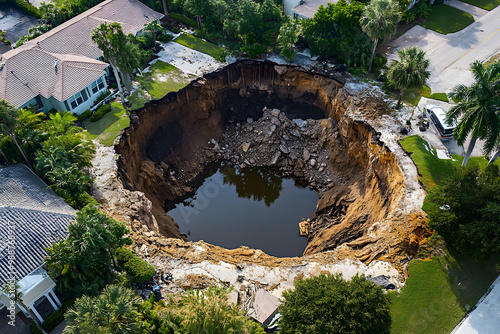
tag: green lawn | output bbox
[174,33,225,59]
[128,89,146,110]
[484,53,500,67]
[428,93,449,102]
[459,0,500,10]
[136,61,195,100]
[391,135,500,333]
[403,86,431,106]
[421,5,474,34]
[84,102,130,146]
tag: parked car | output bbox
[424,104,456,141]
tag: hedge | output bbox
[124,258,156,283]
[77,109,92,122]
[41,299,75,332]
[116,247,155,284]
[158,33,174,43]
[89,104,111,122]
[170,12,197,28]
[29,324,43,334]
[6,0,41,18]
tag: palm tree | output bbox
[64,285,143,334]
[360,0,401,72]
[0,100,32,169]
[387,47,430,109]
[446,61,500,166]
[160,0,169,17]
[143,20,163,49]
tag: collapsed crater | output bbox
[115,60,429,264]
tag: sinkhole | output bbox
[165,162,318,257]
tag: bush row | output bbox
[170,12,197,29]
[116,247,155,284]
[7,0,41,18]
[41,299,75,332]
[89,104,112,122]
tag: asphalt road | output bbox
[386,1,500,94]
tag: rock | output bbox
[310,158,316,166]
[271,109,280,117]
[130,113,139,124]
[293,119,307,128]
[247,117,253,123]
[270,125,276,133]
[279,145,289,154]
[321,119,333,129]
[271,151,281,165]
[160,161,169,171]
[271,117,280,126]
[303,148,311,161]
[242,142,251,152]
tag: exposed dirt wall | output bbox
[115,60,429,265]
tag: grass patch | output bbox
[392,135,500,333]
[421,5,474,34]
[429,92,449,102]
[403,86,431,106]
[174,33,225,59]
[128,90,146,110]
[484,53,500,67]
[459,0,500,10]
[136,61,195,100]
[390,258,464,334]
[84,102,130,146]
[399,135,496,189]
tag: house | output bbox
[0,164,76,325]
[284,0,350,19]
[0,0,163,115]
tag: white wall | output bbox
[283,0,302,17]
[70,77,109,115]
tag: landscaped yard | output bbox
[390,135,500,334]
[421,4,474,34]
[459,0,500,10]
[136,60,195,100]
[174,33,225,59]
[402,86,449,106]
[83,102,130,146]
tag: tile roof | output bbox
[0,0,163,107]
[0,164,75,285]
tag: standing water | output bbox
[166,163,318,257]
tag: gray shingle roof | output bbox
[0,164,75,285]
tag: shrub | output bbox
[124,257,155,284]
[427,165,500,260]
[429,92,449,102]
[116,247,135,264]
[279,274,391,334]
[9,0,40,18]
[172,27,180,34]
[94,90,111,105]
[373,53,388,70]
[89,104,111,122]
[77,109,92,122]
[76,192,99,208]
[29,324,43,334]
[158,33,174,43]
[42,299,75,332]
[170,12,197,28]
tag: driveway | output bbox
[385,2,500,94]
[411,97,486,157]
[451,275,500,334]
[0,4,38,53]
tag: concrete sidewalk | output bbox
[451,275,500,334]
[445,0,489,20]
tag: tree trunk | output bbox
[8,133,32,170]
[368,37,378,72]
[196,15,202,30]
[108,248,118,269]
[396,88,404,109]
[161,0,168,17]
[488,146,499,164]
[110,61,125,102]
[122,72,132,91]
[0,148,9,165]
[462,136,477,167]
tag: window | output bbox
[91,77,105,94]
[67,88,89,110]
